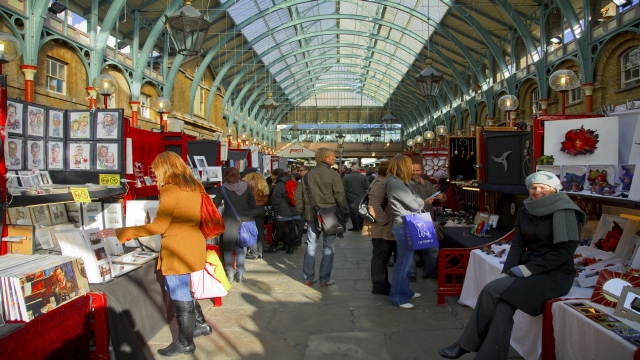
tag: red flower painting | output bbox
[560,126,599,156]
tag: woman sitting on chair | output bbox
[440,171,585,359]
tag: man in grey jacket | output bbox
[294,148,349,287]
[343,165,370,231]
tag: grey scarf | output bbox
[223,180,248,196]
[523,192,586,244]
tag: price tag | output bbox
[99,174,121,186]
[70,187,91,202]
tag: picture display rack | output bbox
[1,101,129,185]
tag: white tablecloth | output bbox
[552,300,640,360]
[459,249,593,360]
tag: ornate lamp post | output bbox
[435,125,448,148]
[289,121,300,142]
[93,73,118,109]
[424,130,435,148]
[336,129,346,146]
[497,94,519,127]
[549,69,580,115]
[413,135,424,152]
[151,96,171,132]
[165,0,212,56]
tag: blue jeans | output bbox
[164,274,193,301]
[423,247,439,277]
[303,220,336,284]
[224,245,246,279]
[390,224,415,306]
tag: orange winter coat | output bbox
[116,184,206,275]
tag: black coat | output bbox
[210,184,256,251]
[501,207,580,316]
[270,176,298,218]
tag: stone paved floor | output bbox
[144,229,525,359]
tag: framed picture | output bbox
[6,99,24,136]
[26,139,45,170]
[82,202,104,229]
[5,137,23,170]
[40,170,53,185]
[47,108,65,139]
[48,203,69,225]
[193,156,208,170]
[591,269,640,308]
[47,141,64,170]
[615,287,640,322]
[7,207,32,225]
[67,110,92,140]
[18,170,37,187]
[68,142,92,170]
[488,214,500,228]
[94,109,123,140]
[6,171,19,187]
[207,166,222,182]
[95,142,120,172]
[25,104,46,137]
[29,205,53,227]
[187,156,193,168]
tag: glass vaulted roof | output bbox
[222,0,448,107]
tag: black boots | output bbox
[439,342,469,359]
[158,300,196,357]
[193,301,212,338]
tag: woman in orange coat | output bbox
[98,151,208,357]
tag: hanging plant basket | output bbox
[560,126,599,156]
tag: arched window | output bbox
[622,47,640,87]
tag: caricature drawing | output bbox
[6,102,20,130]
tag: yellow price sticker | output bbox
[99,174,120,186]
[70,187,91,203]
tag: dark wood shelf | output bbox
[9,187,126,207]
[566,192,640,210]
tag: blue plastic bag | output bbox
[402,212,439,250]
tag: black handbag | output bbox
[350,192,375,223]
[303,173,346,235]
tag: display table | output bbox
[440,224,511,248]
[0,294,91,359]
[552,300,640,360]
[459,249,593,360]
[92,259,170,360]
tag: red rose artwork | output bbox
[560,126,599,156]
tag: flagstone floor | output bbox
[143,228,524,360]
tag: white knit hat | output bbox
[525,171,562,191]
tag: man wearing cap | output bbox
[440,171,585,359]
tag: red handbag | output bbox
[200,190,225,239]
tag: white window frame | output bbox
[139,94,150,118]
[46,57,67,95]
[622,47,640,87]
[568,86,582,104]
[194,85,206,117]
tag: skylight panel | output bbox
[242,18,268,42]
[387,28,403,43]
[388,9,411,28]
[398,32,424,54]
[227,0,260,25]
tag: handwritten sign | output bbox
[70,187,91,202]
[99,174,120,186]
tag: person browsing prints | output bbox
[385,155,430,309]
[440,171,585,359]
[294,148,349,287]
[97,152,210,357]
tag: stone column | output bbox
[582,83,595,113]
[86,87,97,109]
[129,101,140,128]
[20,65,37,102]
[539,99,549,115]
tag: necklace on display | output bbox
[470,139,475,158]
[453,139,458,155]
[459,139,467,159]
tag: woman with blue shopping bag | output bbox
[385,155,435,309]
